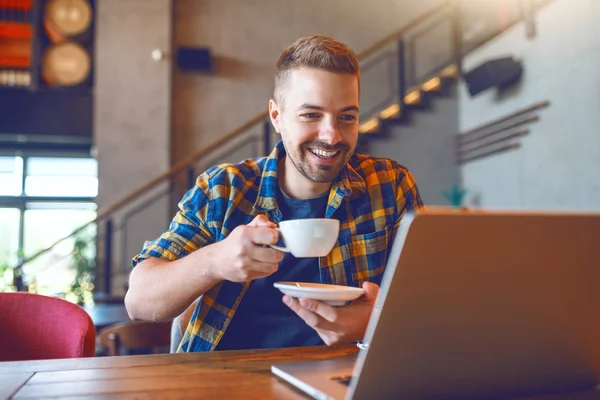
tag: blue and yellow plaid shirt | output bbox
[132,141,424,352]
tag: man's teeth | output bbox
[310,148,338,158]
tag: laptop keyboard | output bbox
[330,374,353,387]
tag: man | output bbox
[126,35,424,352]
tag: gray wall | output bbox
[95,0,173,293]
[459,0,600,211]
[366,85,460,206]
[364,5,460,206]
[95,0,172,207]
[172,0,443,163]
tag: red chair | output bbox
[0,292,96,361]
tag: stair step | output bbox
[403,89,422,105]
[358,63,457,140]
[439,63,458,78]
[421,76,442,92]
[358,118,380,134]
[379,103,401,119]
[405,91,432,110]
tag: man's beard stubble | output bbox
[281,136,353,183]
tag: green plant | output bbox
[66,232,96,306]
[0,262,16,292]
[443,182,467,208]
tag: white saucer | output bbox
[274,282,364,306]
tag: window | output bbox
[23,205,97,296]
[0,156,23,196]
[0,208,20,291]
[0,207,20,262]
[0,154,97,299]
[25,157,98,197]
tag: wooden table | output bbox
[1,345,599,399]
[0,345,356,399]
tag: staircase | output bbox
[11,0,552,300]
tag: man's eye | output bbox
[340,115,357,121]
[302,113,320,119]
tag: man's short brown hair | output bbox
[274,35,360,106]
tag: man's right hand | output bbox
[210,214,284,283]
[126,216,284,322]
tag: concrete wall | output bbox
[95,0,172,208]
[367,84,460,206]
[95,0,173,292]
[364,6,460,206]
[172,0,442,163]
[459,0,600,211]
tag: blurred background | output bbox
[0,0,598,307]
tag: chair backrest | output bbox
[170,297,200,353]
[0,292,96,361]
[98,320,171,356]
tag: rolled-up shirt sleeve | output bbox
[132,177,215,268]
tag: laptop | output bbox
[271,208,600,399]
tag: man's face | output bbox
[270,68,359,183]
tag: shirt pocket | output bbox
[343,226,390,287]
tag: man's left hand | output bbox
[282,281,380,346]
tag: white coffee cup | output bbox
[270,218,340,258]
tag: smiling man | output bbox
[125,35,424,352]
[272,65,359,198]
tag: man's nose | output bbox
[318,117,343,145]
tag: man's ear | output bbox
[269,99,281,135]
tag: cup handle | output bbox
[269,228,290,252]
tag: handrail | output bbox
[358,1,452,60]
[17,111,268,267]
[15,1,453,269]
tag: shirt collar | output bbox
[253,141,366,212]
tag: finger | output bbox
[248,214,277,228]
[362,281,380,303]
[247,226,279,245]
[248,261,279,278]
[251,246,285,263]
[283,296,335,330]
[298,298,338,322]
